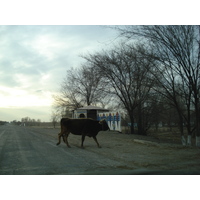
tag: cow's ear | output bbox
[99,119,105,124]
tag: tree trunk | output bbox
[178,114,186,145]
[181,136,186,146]
[194,97,200,147]
[196,136,200,147]
[128,110,135,134]
[195,113,200,147]
[137,102,143,135]
[187,135,192,146]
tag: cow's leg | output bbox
[57,125,65,145]
[57,131,71,148]
[57,132,62,145]
[64,132,71,148]
[93,136,101,148]
[62,134,66,142]
[81,135,85,148]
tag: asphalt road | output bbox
[0,124,128,175]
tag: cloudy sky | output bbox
[0,25,118,122]
[0,0,197,122]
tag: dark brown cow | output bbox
[56,118,109,148]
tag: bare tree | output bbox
[117,25,200,146]
[21,117,41,126]
[51,111,60,128]
[72,63,108,106]
[84,43,157,135]
[53,62,109,116]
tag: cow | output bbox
[56,118,110,148]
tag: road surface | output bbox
[1,124,200,175]
[0,124,124,175]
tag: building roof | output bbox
[76,105,109,111]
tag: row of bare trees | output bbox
[53,25,200,146]
[21,117,41,126]
[83,43,158,136]
[118,25,200,146]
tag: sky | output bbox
[0,0,198,122]
[0,25,118,122]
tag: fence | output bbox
[97,112,121,132]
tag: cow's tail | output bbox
[57,132,61,145]
[57,119,65,145]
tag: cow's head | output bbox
[99,119,110,131]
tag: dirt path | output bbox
[29,127,200,174]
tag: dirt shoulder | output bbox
[28,127,200,174]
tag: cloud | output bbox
[0,25,117,121]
